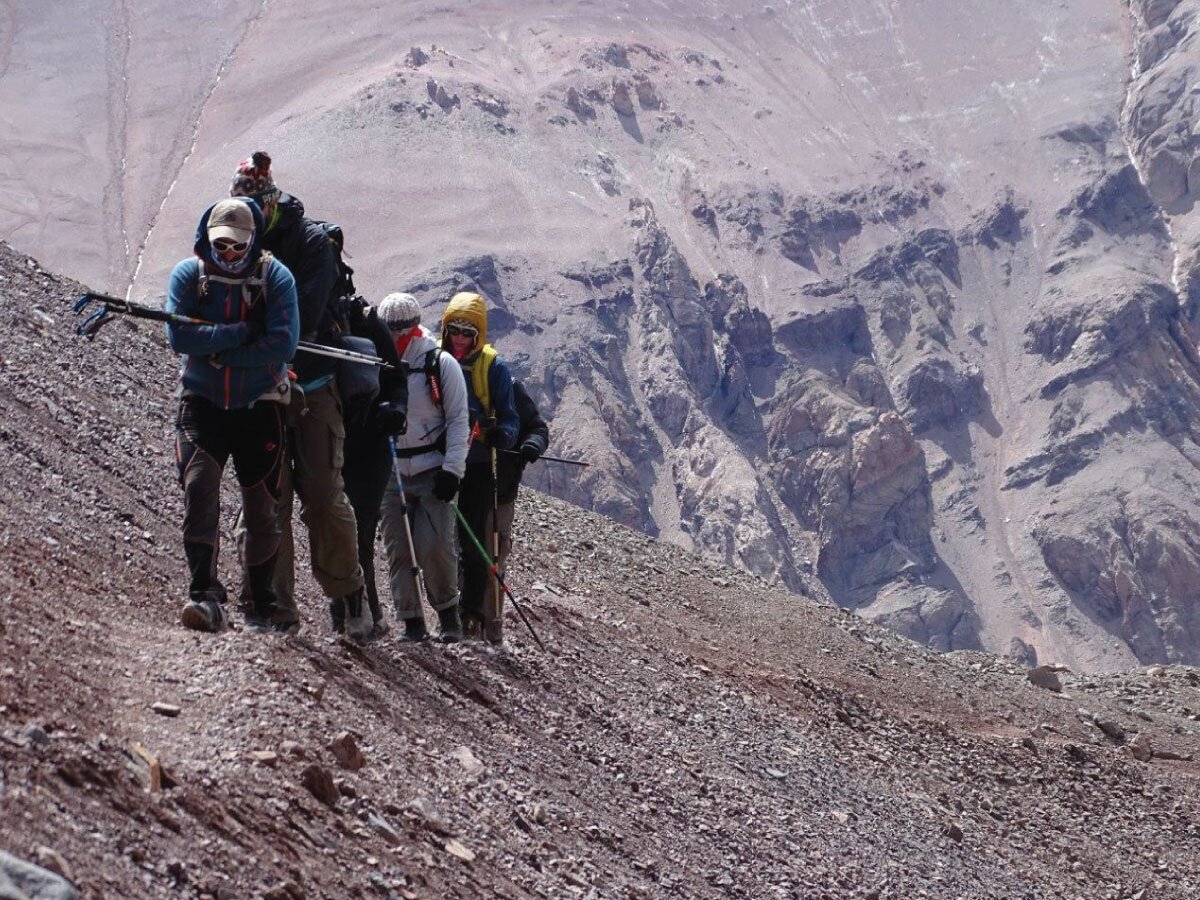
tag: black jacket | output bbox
[343,297,408,436]
[496,379,550,503]
[260,193,338,384]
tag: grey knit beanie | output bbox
[378,293,421,328]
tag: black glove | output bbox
[518,442,542,464]
[242,320,266,344]
[485,424,508,448]
[375,402,407,436]
[432,469,460,503]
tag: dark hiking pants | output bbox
[175,396,286,617]
[457,462,498,628]
[342,427,392,623]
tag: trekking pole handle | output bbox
[74,292,391,368]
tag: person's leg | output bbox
[381,466,428,637]
[176,397,231,631]
[343,428,393,631]
[230,401,287,628]
[238,387,299,624]
[407,472,462,642]
[290,381,367,636]
[484,499,516,645]
[456,464,493,636]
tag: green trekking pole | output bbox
[451,503,545,650]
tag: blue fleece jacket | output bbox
[166,198,300,409]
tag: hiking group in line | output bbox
[166,151,548,647]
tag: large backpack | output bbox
[314,221,356,304]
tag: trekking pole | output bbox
[388,436,430,610]
[487,416,502,637]
[451,504,545,650]
[72,292,393,368]
[499,449,590,467]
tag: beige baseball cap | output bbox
[207,198,254,244]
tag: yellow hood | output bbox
[442,291,488,352]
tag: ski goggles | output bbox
[213,238,250,253]
[445,323,478,339]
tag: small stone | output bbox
[262,881,303,900]
[22,724,50,747]
[1027,666,1063,692]
[151,702,181,718]
[444,839,476,863]
[301,764,340,807]
[0,850,77,899]
[611,80,635,116]
[407,797,453,835]
[1129,733,1153,762]
[34,846,73,882]
[450,745,485,777]
[329,731,365,771]
[368,812,403,846]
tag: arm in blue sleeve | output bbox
[212,262,300,368]
[164,260,247,355]
[490,360,520,449]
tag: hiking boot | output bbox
[181,599,226,633]
[484,619,504,647]
[437,604,463,643]
[343,587,372,643]
[328,596,346,634]
[461,615,483,641]
[243,613,272,634]
[401,617,429,642]
[371,618,391,639]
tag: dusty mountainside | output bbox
[5,243,1200,897]
[5,0,1200,671]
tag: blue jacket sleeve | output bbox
[165,259,247,355]
[489,359,520,449]
[212,261,300,368]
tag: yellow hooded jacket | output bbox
[441,291,498,413]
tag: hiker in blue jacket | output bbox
[166,197,299,633]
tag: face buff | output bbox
[394,325,421,357]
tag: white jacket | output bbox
[393,328,469,477]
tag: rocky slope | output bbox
[6,0,1200,669]
[5,241,1200,898]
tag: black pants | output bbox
[175,396,285,615]
[457,462,497,624]
[342,427,392,621]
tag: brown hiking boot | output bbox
[484,619,503,646]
